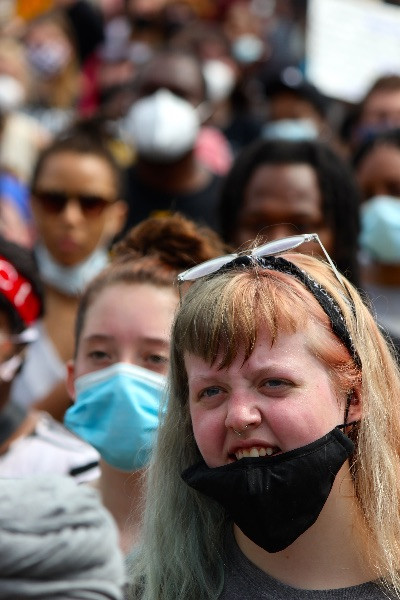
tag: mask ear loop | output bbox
[338,391,360,442]
[344,392,351,427]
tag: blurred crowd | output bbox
[1,0,400,595]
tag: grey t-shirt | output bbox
[220,529,391,600]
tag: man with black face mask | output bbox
[0,236,99,481]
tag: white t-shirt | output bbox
[0,411,99,483]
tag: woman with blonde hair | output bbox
[127,233,400,599]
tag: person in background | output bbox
[0,236,99,481]
[341,74,400,156]
[353,127,400,353]
[0,36,50,247]
[64,214,229,553]
[23,9,83,135]
[168,19,263,157]
[10,128,127,421]
[59,0,106,118]
[121,49,231,234]
[219,138,361,286]
[260,67,334,146]
[127,233,400,599]
[0,475,125,599]
[0,36,50,185]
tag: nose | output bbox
[224,391,262,435]
[59,198,85,225]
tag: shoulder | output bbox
[0,413,99,481]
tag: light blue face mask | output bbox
[232,34,264,64]
[35,243,109,296]
[261,118,319,141]
[64,363,166,471]
[360,195,400,264]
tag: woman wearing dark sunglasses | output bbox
[127,234,400,599]
[10,129,127,422]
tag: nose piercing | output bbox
[233,425,249,437]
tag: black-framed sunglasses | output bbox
[177,233,345,287]
[33,189,116,217]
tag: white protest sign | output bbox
[306,0,400,103]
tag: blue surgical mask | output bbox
[262,118,319,141]
[232,34,264,64]
[64,363,166,471]
[35,243,109,296]
[360,195,400,264]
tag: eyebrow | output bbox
[187,361,301,381]
[82,334,170,346]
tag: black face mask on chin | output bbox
[181,427,354,553]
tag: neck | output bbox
[136,152,210,193]
[361,261,400,287]
[234,463,373,590]
[45,283,79,305]
[96,459,146,554]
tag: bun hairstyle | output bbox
[74,214,229,349]
[112,213,230,272]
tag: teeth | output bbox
[235,447,275,460]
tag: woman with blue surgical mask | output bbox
[64,214,228,553]
[353,128,400,354]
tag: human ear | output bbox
[346,387,362,423]
[66,359,76,401]
[103,200,128,240]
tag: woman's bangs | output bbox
[179,271,311,368]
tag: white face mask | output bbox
[35,243,109,296]
[202,59,236,103]
[0,75,26,113]
[124,88,200,163]
[27,42,71,78]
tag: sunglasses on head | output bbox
[178,233,345,287]
[33,189,115,217]
[178,233,360,366]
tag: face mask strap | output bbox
[337,391,360,446]
[218,254,361,368]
